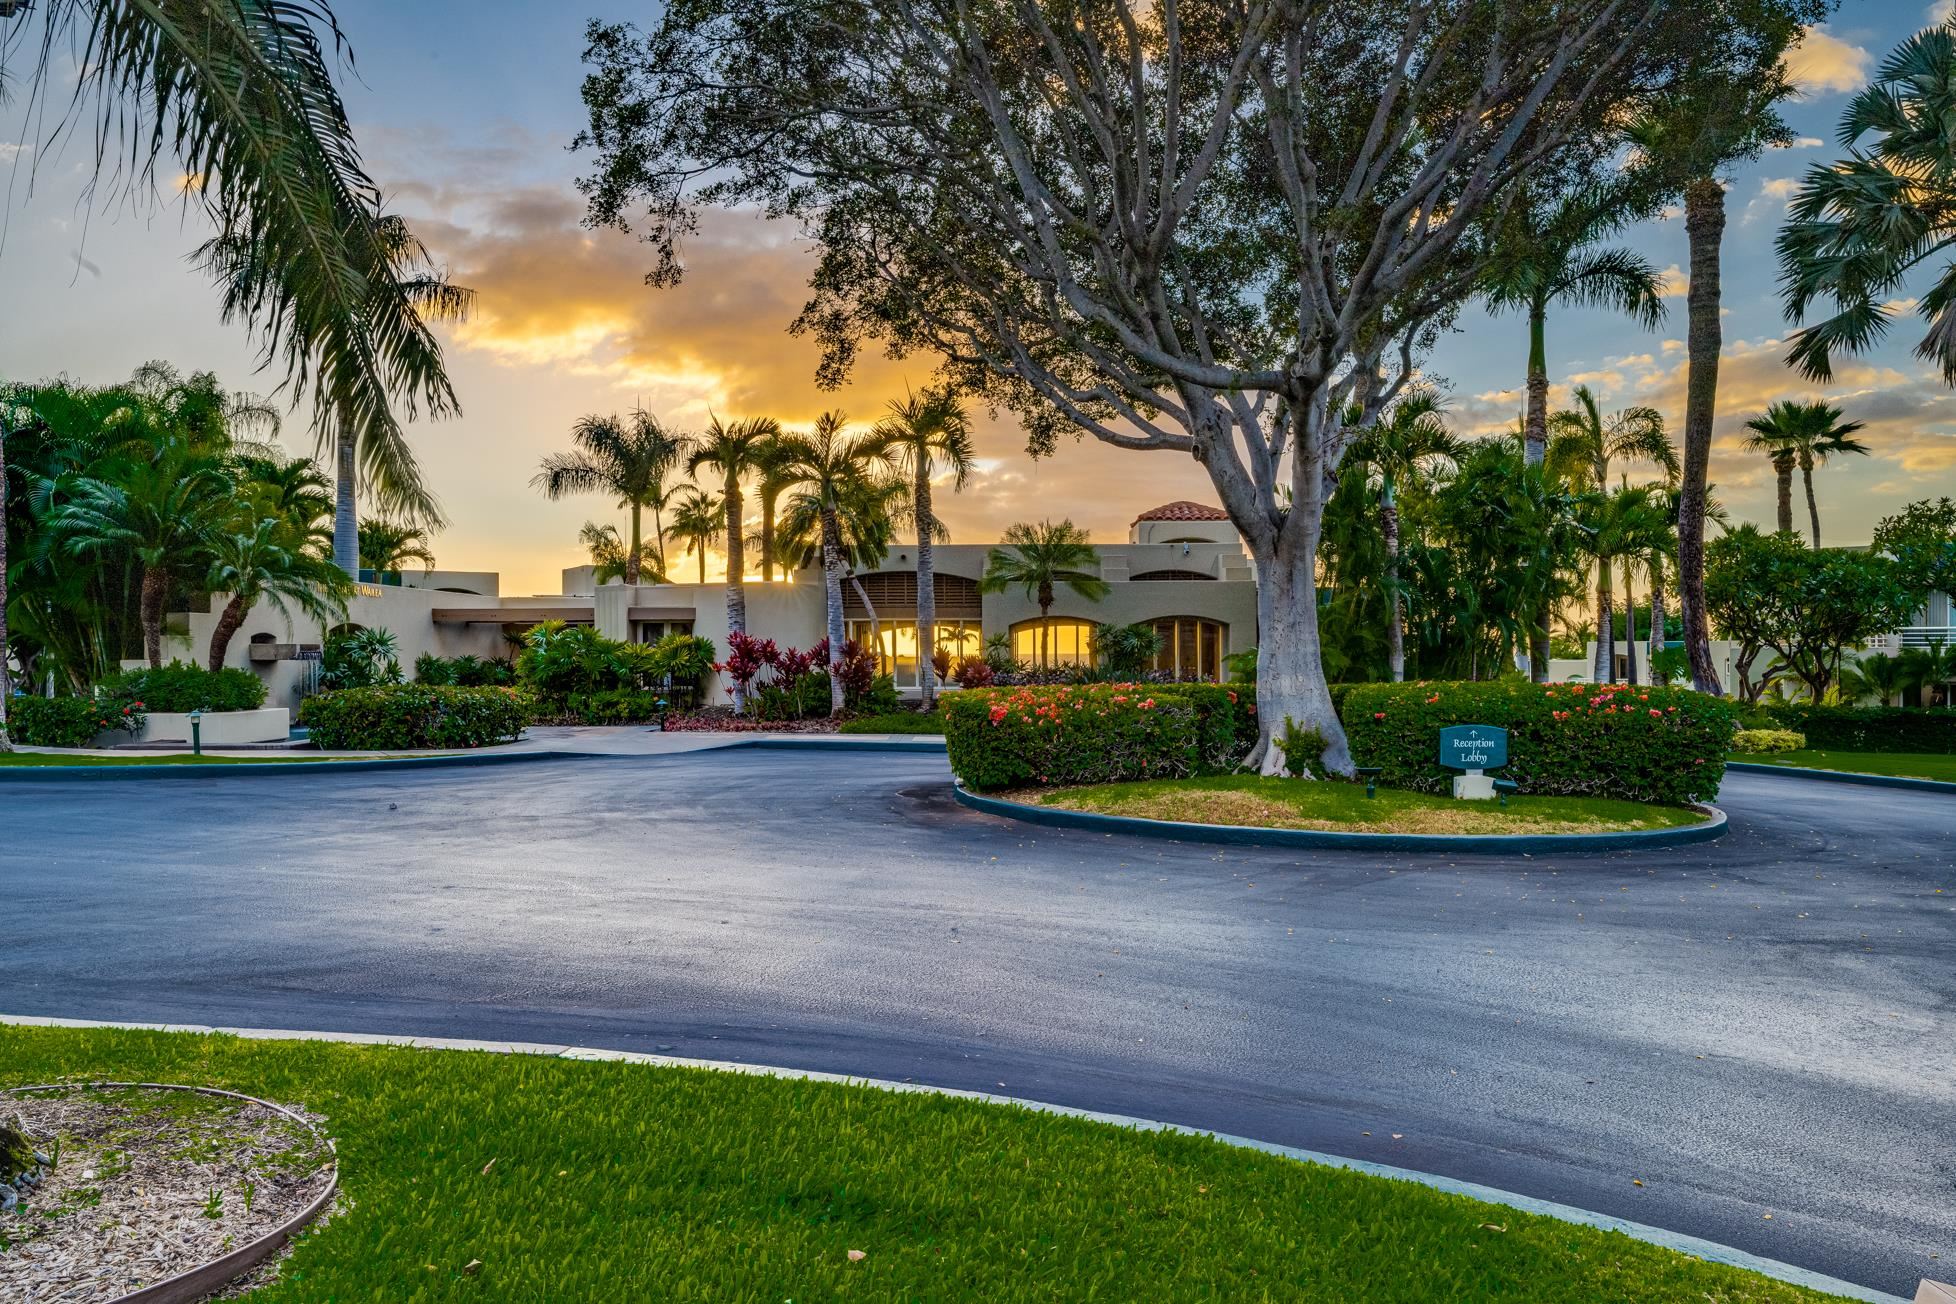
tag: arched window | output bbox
[1128,568,1216,582]
[1010,617,1097,668]
[1146,617,1228,681]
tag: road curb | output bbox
[0,748,603,782]
[729,735,947,754]
[1726,761,1956,795]
[0,1013,1900,1304]
[952,782,1728,854]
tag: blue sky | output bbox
[3,1,1952,594]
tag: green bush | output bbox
[943,684,1253,791]
[298,685,529,750]
[321,628,402,690]
[1277,717,1329,777]
[517,624,715,704]
[839,711,945,734]
[564,690,670,725]
[415,653,515,688]
[102,662,266,713]
[1759,704,1956,753]
[9,696,146,747]
[1731,728,1805,753]
[1341,681,1734,805]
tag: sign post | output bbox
[1437,724,1508,800]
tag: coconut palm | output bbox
[864,386,975,706]
[1480,186,1668,467]
[205,515,351,670]
[1344,392,1458,682]
[979,521,1110,669]
[687,416,780,709]
[748,434,802,583]
[1742,400,1868,546]
[533,410,688,585]
[357,519,436,578]
[1576,484,1673,685]
[1842,651,1911,707]
[668,489,723,586]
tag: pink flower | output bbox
[1649,709,1662,717]
[988,705,1008,725]
[1373,712,1386,720]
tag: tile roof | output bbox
[1133,500,1230,523]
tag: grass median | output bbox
[1020,775,1708,836]
[0,1025,1844,1302]
[1730,749,1956,783]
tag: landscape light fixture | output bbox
[189,709,203,757]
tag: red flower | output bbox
[122,707,131,715]
[1373,712,1386,720]
[1648,708,1662,717]
[1426,694,1440,704]
[988,705,1008,725]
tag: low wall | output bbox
[98,708,292,747]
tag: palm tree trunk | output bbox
[139,564,170,669]
[208,593,250,672]
[0,418,12,752]
[334,427,359,578]
[1678,177,1725,697]
[1038,584,1053,670]
[723,480,747,712]
[1523,303,1549,468]
[1648,558,1667,671]
[1801,456,1821,548]
[652,502,667,575]
[626,502,643,585]
[822,507,847,716]
[1379,487,1407,682]
[1774,457,1794,536]
[697,541,707,585]
[1592,561,1614,684]
[1623,577,1640,686]
[760,495,775,583]
[915,468,938,706]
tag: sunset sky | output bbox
[4,1,1954,595]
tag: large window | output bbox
[848,619,981,688]
[1011,618,1097,668]
[1147,617,1226,681]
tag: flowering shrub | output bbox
[9,695,147,748]
[298,685,529,749]
[1342,680,1736,804]
[943,683,1253,791]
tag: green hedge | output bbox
[298,686,529,750]
[8,696,146,748]
[838,711,945,735]
[1342,681,1734,805]
[1761,704,1956,754]
[943,684,1253,791]
[564,690,669,725]
[103,662,266,713]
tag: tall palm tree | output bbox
[1480,186,1668,467]
[234,454,336,557]
[533,410,688,585]
[864,387,975,706]
[1345,392,1458,682]
[687,416,780,709]
[1742,401,1868,546]
[205,515,351,670]
[1574,484,1672,685]
[578,521,664,586]
[358,519,437,578]
[668,490,724,586]
[979,521,1110,669]
[773,412,892,714]
[748,434,802,583]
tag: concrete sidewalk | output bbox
[9,725,938,762]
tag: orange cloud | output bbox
[1784,26,1872,95]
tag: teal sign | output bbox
[1438,725,1507,771]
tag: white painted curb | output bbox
[0,1013,1904,1304]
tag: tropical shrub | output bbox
[10,696,147,747]
[942,684,1253,791]
[564,689,670,725]
[516,624,712,704]
[1341,681,1735,805]
[102,662,266,713]
[838,711,946,734]
[1095,622,1162,680]
[320,628,402,690]
[298,685,529,750]
[1732,728,1805,754]
[415,653,516,687]
[1276,717,1329,778]
[1759,705,1956,754]
[953,657,995,689]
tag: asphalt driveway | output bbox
[0,753,1949,1295]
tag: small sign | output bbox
[1438,725,1507,771]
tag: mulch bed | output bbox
[0,1086,333,1302]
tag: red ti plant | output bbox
[718,630,777,710]
[769,643,820,717]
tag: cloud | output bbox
[1656,264,1689,298]
[0,143,29,163]
[1784,26,1873,95]
[1791,137,1825,149]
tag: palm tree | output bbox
[1843,651,1910,707]
[578,521,664,586]
[864,387,975,706]
[979,521,1110,669]
[358,519,437,579]
[47,439,235,667]
[1480,186,1668,467]
[668,490,723,586]
[748,434,802,583]
[1741,401,1868,546]
[205,515,351,671]
[234,454,336,557]
[533,410,687,585]
[1345,392,1457,682]
[687,416,780,709]
[1576,484,1672,685]
[1902,640,1956,709]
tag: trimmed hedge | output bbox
[298,685,529,750]
[1343,681,1735,805]
[838,711,945,735]
[102,662,266,714]
[9,696,146,748]
[943,684,1253,791]
[1732,728,1805,754]
[1761,704,1956,754]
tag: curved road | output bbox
[1,753,1949,1296]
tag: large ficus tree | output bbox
[577,0,1786,775]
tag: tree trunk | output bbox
[139,564,170,669]
[1523,304,1549,468]
[1678,177,1725,698]
[1622,577,1640,686]
[207,593,251,672]
[723,479,747,712]
[1249,527,1353,778]
[1038,583,1053,669]
[915,468,937,707]
[1774,457,1794,536]
[1381,486,1405,682]
[1592,561,1615,685]
[822,506,847,716]
[760,495,775,583]
[333,427,359,578]
[1648,558,1667,672]
[697,544,707,585]
[652,501,667,575]
[1801,456,1821,548]
[0,417,12,752]
[626,502,643,585]
[850,573,881,652]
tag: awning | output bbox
[626,606,697,622]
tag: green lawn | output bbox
[0,1026,1842,1302]
[0,752,354,768]
[1730,750,1956,783]
[1026,775,1707,835]
[837,712,945,734]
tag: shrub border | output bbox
[952,782,1727,855]
[1725,760,1956,795]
